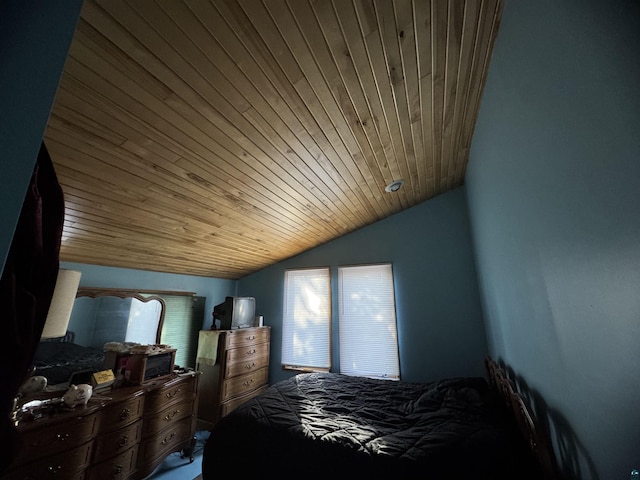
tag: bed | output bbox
[202,357,556,479]
[31,332,105,386]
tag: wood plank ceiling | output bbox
[45,0,503,280]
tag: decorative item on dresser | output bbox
[1,371,199,480]
[196,326,270,429]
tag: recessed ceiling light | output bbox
[384,179,404,193]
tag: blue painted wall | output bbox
[237,188,487,385]
[0,1,83,272]
[6,3,636,477]
[465,1,640,478]
[61,262,237,330]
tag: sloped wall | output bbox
[0,0,83,272]
[465,1,640,478]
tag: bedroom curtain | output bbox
[0,143,64,473]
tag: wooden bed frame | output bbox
[484,356,561,479]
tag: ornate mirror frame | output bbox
[74,288,166,345]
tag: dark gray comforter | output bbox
[203,372,532,479]
[32,341,104,385]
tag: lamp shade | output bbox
[41,269,82,339]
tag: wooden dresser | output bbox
[197,326,270,429]
[1,372,199,480]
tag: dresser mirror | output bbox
[31,289,166,387]
[69,289,165,349]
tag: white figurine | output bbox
[62,384,93,407]
[18,375,47,395]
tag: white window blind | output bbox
[338,264,400,380]
[282,268,331,370]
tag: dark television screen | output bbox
[143,351,175,380]
[214,296,256,330]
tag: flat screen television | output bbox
[213,296,256,330]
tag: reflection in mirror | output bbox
[69,292,164,348]
[31,290,165,388]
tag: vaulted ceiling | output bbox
[45,0,503,279]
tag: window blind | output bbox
[338,264,400,380]
[281,268,331,370]
[142,293,204,369]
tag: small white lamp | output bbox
[41,269,82,339]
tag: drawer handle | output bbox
[120,408,131,420]
[112,464,123,476]
[119,434,129,447]
[244,362,256,370]
[161,433,176,445]
[46,465,63,475]
[164,409,181,421]
[242,378,255,387]
[245,349,257,356]
[165,388,181,398]
[245,335,256,340]
[55,433,70,442]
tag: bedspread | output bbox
[32,341,104,385]
[203,372,529,479]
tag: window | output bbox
[338,264,400,380]
[282,268,331,370]
[281,264,399,378]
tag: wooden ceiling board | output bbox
[44,0,503,279]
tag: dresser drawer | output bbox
[92,419,142,463]
[15,413,99,462]
[3,441,92,480]
[87,444,138,480]
[144,375,197,414]
[225,327,270,349]
[138,421,192,465]
[221,385,268,417]
[142,398,194,438]
[100,396,144,432]
[225,341,269,365]
[224,348,269,379]
[221,367,268,402]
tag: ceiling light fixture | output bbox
[384,179,404,193]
